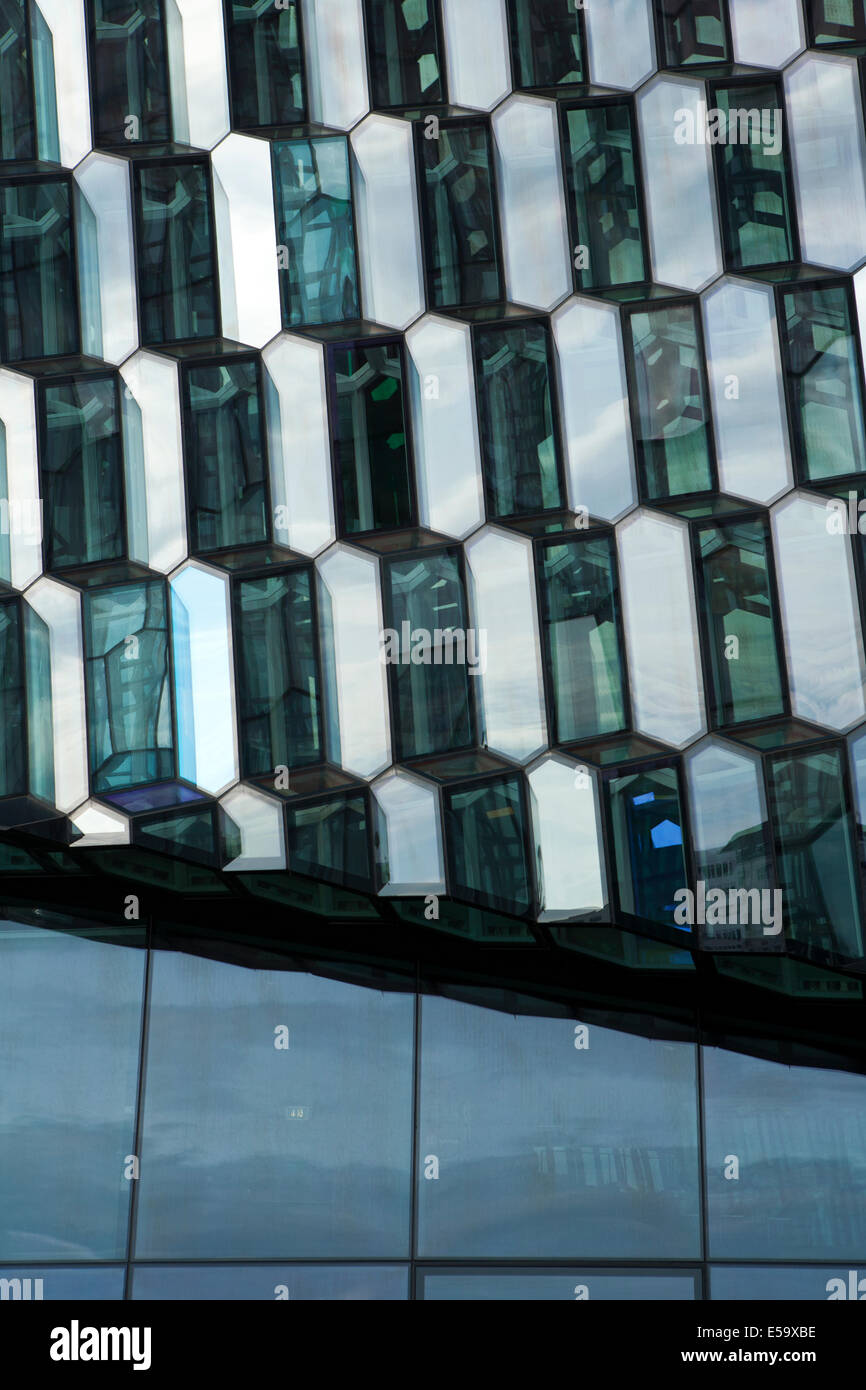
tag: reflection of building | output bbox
[0,0,865,1302]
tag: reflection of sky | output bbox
[0,1266,124,1299]
[132,1264,407,1301]
[711,1264,860,1301]
[422,1271,695,1301]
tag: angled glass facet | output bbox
[608,765,689,930]
[134,160,219,345]
[656,0,729,66]
[537,534,628,744]
[382,548,476,761]
[223,0,306,129]
[780,283,866,483]
[364,0,444,109]
[473,320,564,518]
[444,776,533,915]
[328,339,414,535]
[807,0,866,46]
[0,598,26,797]
[0,0,35,161]
[507,0,585,88]
[233,569,324,777]
[87,0,172,148]
[0,176,78,362]
[181,358,269,555]
[561,101,647,292]
[627,302,715,500]
[39,375,125,572]
[287,793,372,889]
[272,135,360,330]
[712,84,795,270]
[418,120,503,310]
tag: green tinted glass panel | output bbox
[0,0,35,160]
[657,0,729,65]
[272,136,359,329]
[23,605,53,803]
[782,284,866,482]
[808,0,866,45]
[183,359,268,554]
[608,766,688,929]
[419,121,503,309]
[713,85,794,269]
[365,0,443,108]
[562,102,647,291]
[134,161,219,345]
[224,0,305,128]
[474,321,564,517]
[0,177,78,362]
[0,599,25,796]
[537,534,627,743]
[696,519,785,727]
[628,303,714,499]
[767,748,863,958]
[329,340,414,534]
[88,0,171,147]
[83,581,174,792]
[286,795,372,889]
[444,777,532,914]
[41,376,125,571]
[234,569,323,775]
[383,549,475,760]
[507,0,585,88]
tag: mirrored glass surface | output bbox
[134,160,219,346]
[272,135,360,329]
[417,120,503,310]
[132,1263,407,1299]
[87,0,171,148]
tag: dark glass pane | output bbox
[224,0,305,129]
[808,0,866,45]
[365,0,444,108]
[704,1045,866,1259]
[712,1265,866,1300]
[608,765,689,929]
[474,321,564,516]
[418,121,503,309]
[83,580,175,792]
[421,1269,697,1299]
[0,916,144,1260]
[183,359,268,553]
[508,0,585,88]
[628,303,715,499]
[713,85,795,269]
[0,1266,125,1299]
[782,284,866,482]
[695,519,785,726]
[767,748,863,958]
[329,340,414,534]
[562,101,647,292]
[23,604,53,804]
[87,0,171,147]
[418,995,701,1257]
[0,177,78,362]
[656,0,729,66]
[0,599,25,796]
[133,1264,408,1299]
[234,569,323,775]
[41,375,125,570]
[0,0,35,160]
[134,161,219,345]
[383,548,475,760]
[272,135,359,328]
[287,794,372,888]
[135,954,414,1258]
[537,534,627,743]
[444,777,532,914]
[134,805,226,865]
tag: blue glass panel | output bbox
[272,136,360,329]
[132,1263,408,1299]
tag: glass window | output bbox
[781,283,866,483]
[132,1264,408,1299]
[272,135,360,329]
[286,793,372,889]
[560,101,647,292]
[0,1266,125,1299]
[223,0,305,130]
[420,1268,698,1299]
[607,765,690,930]
[134,954,414,1259]
[711,1265,866,1300]
[443,777,533,915]
[364,0,444,109]
[767,748,863,959]
[87,0,171,148]
[694,518,786,727]
[537,534,628,744]
[417,119,503,310]
[507,0,585,89]
[626,302,715,500]
[82,580,175,794]
[181,358,269,555]
[328,338,415,535]
[0,598,26,799]
[382,548,476,761]
[0,0,36,161]
[807,0,866,45]
[0,916,144,1261]
[418,995,701,1257]
[39,375,125,572]
[233,569,324,777]
[473,320,564,517]
[0,598,54,807]
[704,1044,866,1260]
[133,160,219,346]
[0,175,78,362]
[655,0,730,66]
[712,84,795,270]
